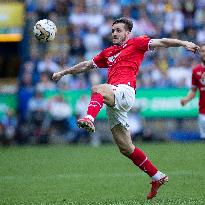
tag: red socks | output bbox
[128,147,158,177]
[86,92,104,120]
[87,93,158,177]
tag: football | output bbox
[33,19,57,42]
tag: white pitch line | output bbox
[0,170,203,181]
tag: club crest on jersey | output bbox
[108,52,121,63]
[197,71,202,76]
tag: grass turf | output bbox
[0,143,205,205]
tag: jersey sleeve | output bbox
[92,50,108,68]
[133,35,151,52]
[191,71,198,88]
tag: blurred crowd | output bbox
[2,0,203,145]
[22,0,205,91]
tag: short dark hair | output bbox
[112,17,133,32]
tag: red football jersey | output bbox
[192,64,205,114]
[92,35,151,90]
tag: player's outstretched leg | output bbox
[129,146,168,200]
[77,84,115,132]
[111,124,168,200]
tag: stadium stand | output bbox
[1,0,204,145]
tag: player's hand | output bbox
[52,72,63,82]
[180,98,189,106]
[183,41,200,53]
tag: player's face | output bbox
[112,23,130,46]
[200,46,205,62]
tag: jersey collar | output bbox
[115,38,130,48]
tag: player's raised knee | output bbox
[91,85,107,96]
[91,85,101,93]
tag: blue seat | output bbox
[168,130,201,142]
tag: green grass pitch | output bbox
[0,143,205,205]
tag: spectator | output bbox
[48,96,72,136]
[36,0,55,19]
[181,0,196,28]
[36,72,56,92]
[194,6,205,28]
[86,7,104,28]
[18,73,34,122]
[27,90,47,115]
[128,106,144,141]
[104,0,121,18]
[75,95,90,118]
[134,12,157,36]
[69,4,87,26]
[164,5,185,34]
[89,71,102,86]
[37,53,59,74]
[70,95,91,144]
[27,90,49,144]
[0,109,17,145]
[69,38,86,58]
[167,60,192,87]
[196,26,205,44]
[83,27,103,59]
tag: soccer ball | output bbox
[33,19,57,43]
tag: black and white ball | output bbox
[33,19,57,42]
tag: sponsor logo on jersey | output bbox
[108,52,121,63]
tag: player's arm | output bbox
[52,60,94,81]
[180,87,197,106]
[149,38,200,52]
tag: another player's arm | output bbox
[52,60,94,81]
[180,87,197,106]
[149,38,200,52]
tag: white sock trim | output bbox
[151,171,165,181]
[86,115,94,122]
